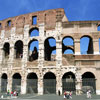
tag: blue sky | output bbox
[0,0,100,21]
[0,0,100,54]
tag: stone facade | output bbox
[0,8,100,95]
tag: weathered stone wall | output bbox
[0,8,100,95]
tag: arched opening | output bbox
[82,72,96,93]
[43,72,56,94]
[0,23,1,28]
[14,40,23,59]
[44,37,56,61]
[62,37,74,54]
[29,28,39,37]
[3,42,10,58]
[1,73,7,93]
[64,48,74,54]
[97,25,100,31]
[62,72,76,93]
[12,73,21,93]
[28,39,38,61]
[80,36,94,54]
[7,20,11,27]
[27,73,38,93]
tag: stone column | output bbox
[0,74,1,92]
[38,76,43,95]
[93,39,99,54]
[56,41,62,67]
[38,23,44,65]
[9,46,14,62]
[22,45,28,62]
[75,72,82,95]
[56,72,62,95]
[21,75,27,94]
[0,48,4,63]
[74,39,80,55]
[7,73,12,92]
[56,22,62,67]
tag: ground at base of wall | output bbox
[0,93,100,100]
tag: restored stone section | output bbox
[0,8,100,95]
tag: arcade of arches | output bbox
[0,8,100,95]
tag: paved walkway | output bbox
[0,94,100,100]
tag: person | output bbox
[69,91,72,99]
[87,90,91,99]
[7,90,10,96]
[11,91,13,98]
[64,91,67,100]
[66,92,69,99]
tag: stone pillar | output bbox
[0,48,4,63]
[56,41,62,67]
[38,76,43,95]
[56,22,62,67]
[93,39,99,54]
[38,23,44,64]
[56,72,62,95]
[75,72,82,95]
[21,75,27,94]
[0,74,1,92]
[9,46,14,62]
[74,39,80,55]
[7,73,12,92]
[22,45,28,62]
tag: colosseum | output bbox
[0,8,100,95]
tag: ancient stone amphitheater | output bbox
[0,8,100,95]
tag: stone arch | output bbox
[44,37,56,61]
[3,42,10,58]
[82,72,96,93]
[14,40,23,59]
[62,36,74,54]
[97,24,100,31]
[28,39,38,61]
[43,72,56,94]
[80,35,94,54]
[1,73,8,93]
[27,72,38,93]
[29,27,39,37]
[7,20,11,27]
[12,73,22,93]
[62,71,76,93]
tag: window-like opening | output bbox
[32,16,37,25]
[28,39,38,61]
[43,72,56,94]
[12,73,21,93]
[64,49,74,54]
[0,23,1,28]
[62,72,76,93]
[62,37,74,54]
[44,37,56,61]
[80,36,94,54]
[29,28,39,37]
[82,72,96,94]
[3,43,10,58]
[27,73,38,93]
[14,40,23,59]
[97,25,100,31]
[1,73,7,92]
[7,20,11,27]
